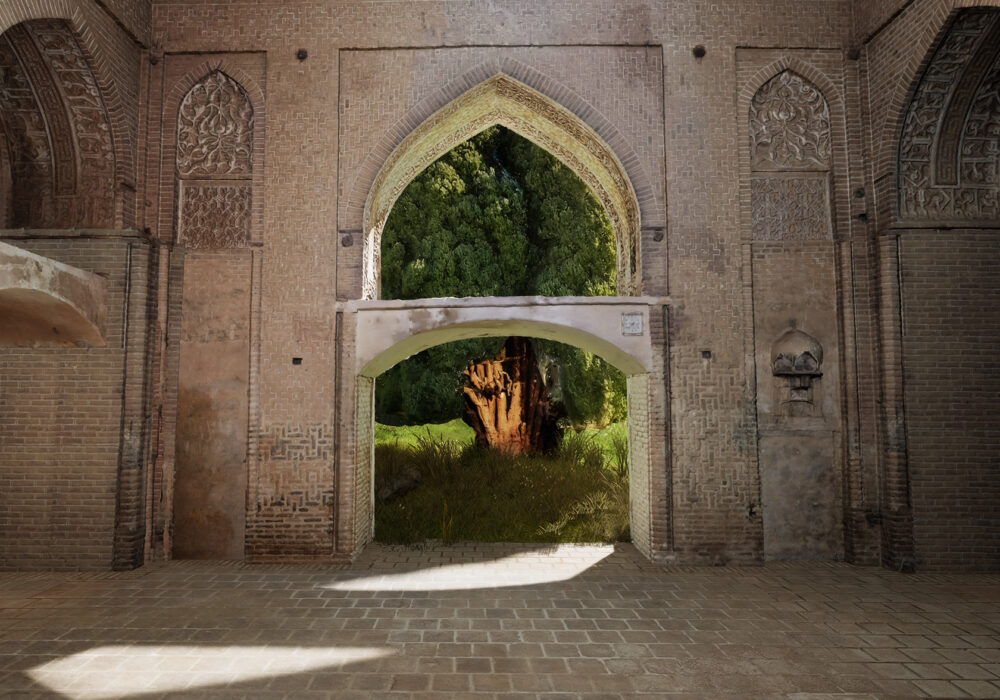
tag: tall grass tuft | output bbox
[374,430,629,544]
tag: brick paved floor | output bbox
[1,543,998,699]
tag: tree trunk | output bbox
[462,336,562,455]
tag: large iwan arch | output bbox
[335,74,671,563]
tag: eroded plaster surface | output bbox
[345,296,667,378]
[0,240,107,346]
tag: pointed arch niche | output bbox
[355,74,643,299]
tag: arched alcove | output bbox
[882,4,1000,572]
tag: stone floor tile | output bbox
[953,680,1000,698]
[2,547,999,699]
[913,678,972,696]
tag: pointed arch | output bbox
[896,6,1000,223]
[741,57,843,108]
[356,73,643,298]
[0,18,119,228]
[0,2,137,228]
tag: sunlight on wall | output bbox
[324,544,613,591]
[28,645,394,699]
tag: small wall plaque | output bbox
[622,312,643,336]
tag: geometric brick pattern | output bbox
[751,174,832,240]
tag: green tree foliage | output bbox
[498,131,626,427]
[376,126,626,426]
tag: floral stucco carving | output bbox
[750,70,831,172]
[177,70,254,178]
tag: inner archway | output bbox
[339,297,661,560]
[372,333,631,545]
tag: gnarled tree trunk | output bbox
[462,336,562,455]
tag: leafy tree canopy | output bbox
[376,126,625,426]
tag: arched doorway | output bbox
[334,72,670,563]
[876,5,1000,571]
[336,296,667,561]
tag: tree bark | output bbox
[462,336,562,455]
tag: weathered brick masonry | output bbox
[0,0,997,571]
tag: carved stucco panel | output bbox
[29,20,115,226]
[751,175,832,241]
[899,9,1000,222]
[178,182,251,248]
[177,70,254,178]
[750,70,831,172]
[0,33,52,212]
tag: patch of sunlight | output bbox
[28,645,394,699]
[325,544,614,591]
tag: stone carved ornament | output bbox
[751,175,831,240]
[771,328,824,418]
[176,71,255,247]
[750,70,831,172]
[749,70,832,240]
[177,70,254,178]
[899,9,1000,222]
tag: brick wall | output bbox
[0,235,145,570]
[626,374,651,558]
[144,0,856,566]
[899,231,1000,572]
[852,0,909,42]
[101,0,151,45]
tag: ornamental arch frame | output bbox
[348,70,647,299]
[0,1,136,228]
[894,4,1000,225]
[866,0,1000,227]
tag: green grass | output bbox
[373,429,630,544]
[374,418,474,448]
[375,419,628,466]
